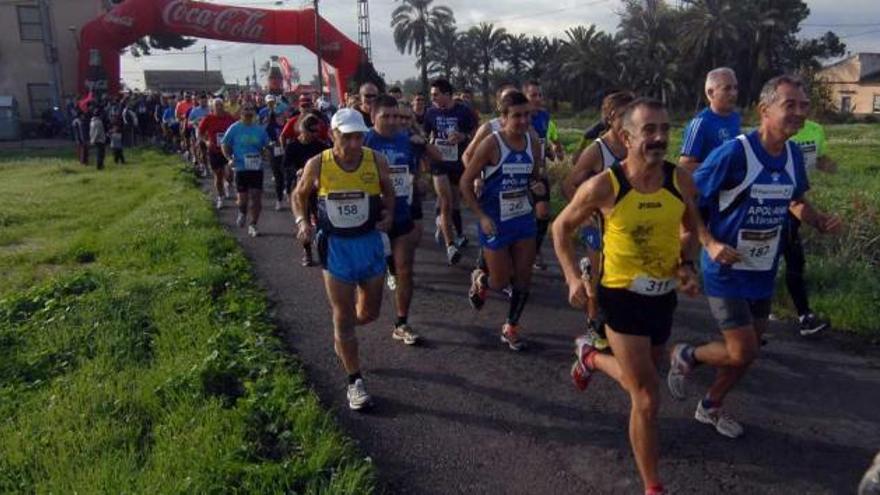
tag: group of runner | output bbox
[192,71,848,494]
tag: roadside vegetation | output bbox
[0,149,375,493]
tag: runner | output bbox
[280,96,331,147]
[553,97,702,495]
[365,95,441,345]
[667,75,843,439]
[425,78,477,264]
[561,91,635,349]
[357,82,378,128]
[284,113,330,266]
[679,67,741,173]
[411,94,427,127]
[187,94,212,176]
[199,98,237,210]
[784,118,838,336]
[161,95,180,153]
[259,94,288,124]
[522,80,557,270]
[292,108,395,410]
[264,99,288,211]
[221,101,270,238]
[460,91,543,351]
[175,92,195,160]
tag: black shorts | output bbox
[598,285,677,346]
[410,190,424,220]
[208,151,226,171]
[235,170,264,192]
[388,220,415,241]
[532,176,551,203]
[183,127,194,139]
[431,162,464,185]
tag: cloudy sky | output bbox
[120,0,880,90]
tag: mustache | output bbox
[646,141,668,151]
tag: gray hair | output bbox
[759,75,806,106]
[705,67,737,93]
[621,97,667,132]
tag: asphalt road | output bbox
[212,178,880,495]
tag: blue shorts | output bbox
[580,226,602,251]
[478,217,537,251]
[319,230,386,284]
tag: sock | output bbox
[506,288,530,325]
[475,248,487,271]
[452,209,463,236]
[347,372,363,384]
[701,397,719,410]
[584,348,598,370]
[535,218,550,250]
[395,315,408,328]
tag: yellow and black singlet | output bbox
[601,161,685,296]
[317,148,382,236]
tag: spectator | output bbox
[111,124,125,164]
[90,109,107,170]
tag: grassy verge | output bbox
[553,124,879,336]
[0,149,375,492]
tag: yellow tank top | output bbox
[601,162,684,295]
[317,148,382,235]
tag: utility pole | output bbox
[357,0,372,62]
[252,58,258,91]
[314,0,323,94]
[203,45,208,90]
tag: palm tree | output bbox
[426,23,459,79]
[679,0,739,73]
[466,23,508,112]
[502,33,529,82]
[617,0,680,103]
[391,0,455,96]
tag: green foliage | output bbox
[0,150,375,493]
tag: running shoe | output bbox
[434,216,442,245]
[533,253,548,271]
[582,322,609,351]
[301,252,315,267]
[392,324,419,345]
[347,379,372,410]
[215,196,223,210]
[446,244,461,265]
[858,451,880,495]
[695,401,744,438]
[501,285,513,299]
[571,335,597,391]
[454,235,469,249]
[501,323,525,351]
[274,200,283,211]
[247,225,259,238]
[468,268,487,310]
[235,212,246,227]
[798,313,829,337]
[224,186,232,199]
[667,343,694,401]
[386,270,398,291]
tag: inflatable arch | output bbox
[78,0,366,98]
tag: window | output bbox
[873,95,880,114]
[17,5,43,41]
[841,95,852,113]
[27,84,53,119]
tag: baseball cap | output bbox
[265,94,276,103]
[331,108,369,134]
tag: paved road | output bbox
[213,179,880,494]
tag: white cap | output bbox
[264,94,276,103]
[331,108,369,134]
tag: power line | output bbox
[455,0,614,29]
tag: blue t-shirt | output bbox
[364,129,422,225]
[188,106,211,133]
[162,107,177,125]
[694,131,809,299]
[259,103,288,124]
[680,108,741,163]
[221,121,270,171]
[423,103,477,166]
[531,110,551,140]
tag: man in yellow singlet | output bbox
[552,98,704,495]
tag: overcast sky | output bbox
[120,0,880,90]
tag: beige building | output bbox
[817,52,880,116]
[0,0,105,122]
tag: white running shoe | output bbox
[215,196,223,210]
[347,379,372,410]
[274,200,283,211]
[392,324,419,345]
[667,343,694,400]
[386,271,398,291]
[859,451,880,495]
[446,244,461,265]
[695,401,745,438]
[454,235,469,249]
[235,212,246,227]
[247,225,259,238]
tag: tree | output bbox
[128,33,196,57]
[466,23,508,112]
[391,0,455,96]
[426,23,459,79]
[678,0,740,75]
[617,0,681,103]
[502,33,529,83]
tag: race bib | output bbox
[389,165,413,201]
[499,188,532,221]
[629,276,677,296]
[435,139,458,162]
[732,226,781,271]
[799,142,817,170]
[273,144,284,157]
[243,153,262,171]
[325,191,370,229]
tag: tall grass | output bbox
[0,150,375,492]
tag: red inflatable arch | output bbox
[78,0,366,98]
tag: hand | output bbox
[567,278,588,309]
[816,213,843,234]
[447,131,464,145]
[376,211,393,232]
[473,177,484,197]
[409,134,426,146]
[706,238,741,265]
[296,222,314,243]
[478,214,497,238]
[677,264,700,298]
[227,159,234,168]
[530,179,547,197]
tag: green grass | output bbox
[0,149,375,493]
[553,123,880,336]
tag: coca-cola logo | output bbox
[161,0,266,41]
